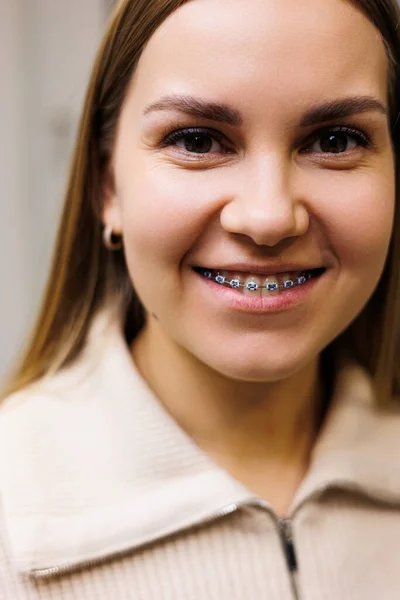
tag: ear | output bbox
[101,167,123,234]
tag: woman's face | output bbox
[104,0,395,381]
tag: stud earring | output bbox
[103,225,123,251]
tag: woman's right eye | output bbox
[162,128,228,155]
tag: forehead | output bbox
[130,0,389,116]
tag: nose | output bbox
[220,155,309,247]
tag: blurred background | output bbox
[0,0,115,382]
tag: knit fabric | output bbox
[1,308,400,599]
[2,495,400,599]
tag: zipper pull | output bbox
[278,518,298,572]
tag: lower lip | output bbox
[193,270,324,313]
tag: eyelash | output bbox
[161,127,226,148]
[160,125,371,154]
[302,126,371,152]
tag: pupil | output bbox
[320,133,348,153]
[185,133,212,153]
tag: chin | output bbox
[198,346,317,383]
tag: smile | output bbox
[194,267,325,296]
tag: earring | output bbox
[103,225,123,250]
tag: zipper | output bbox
[30,498,300,598]
[278,519,297,571]
[247,498,300,599]
[278,518,299,600]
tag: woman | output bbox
[1,0,400,597]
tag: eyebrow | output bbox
[144,94,243,126]
[143,94,387,127]
[299,96,388,127]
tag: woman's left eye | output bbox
[302,127,370,154]
[161,128,227,154]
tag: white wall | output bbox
[0,0,30,382]
[0,0,112,382]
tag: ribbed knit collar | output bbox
[1,308,400,576]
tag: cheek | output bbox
[118,165,224,267]
[311,168,395,275]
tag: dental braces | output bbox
[201,270,313,291]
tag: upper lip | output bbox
[195,263,325,275]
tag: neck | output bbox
[132,319,324,467]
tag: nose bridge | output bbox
[221,152,308,246]
[248,153,291,216]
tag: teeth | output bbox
[243,276,262,297]
[281,273,295,290]
[201,268,314,293]
[228,273,242,289]
[262,275,279,296]
[215,270,229,285]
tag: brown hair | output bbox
[3,0,400,403]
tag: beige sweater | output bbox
[1,310,400,599]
